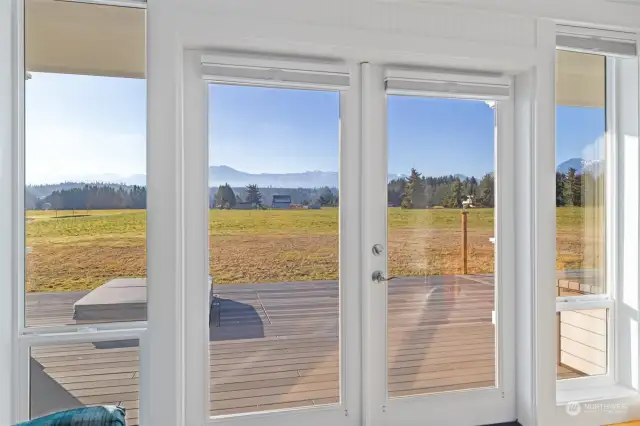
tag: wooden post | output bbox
[461,211,468,275]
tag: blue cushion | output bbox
[17,405,126,426]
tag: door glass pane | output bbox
[24,0,146,327]
[555,50,607,297]
[30,339,140,425]
[387,96,497,397]
[208,84,340,416]
[556,309,608,379]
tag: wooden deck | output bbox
[27,276,581,424]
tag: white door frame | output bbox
[182,51,363,426]
[361,62,516,426]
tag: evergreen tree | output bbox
[571,173,582,207]
[402,168,426,209]
[564,168,575,206]
[564,168,582,207]
[387,178,405,206]
[318,187,336,206]
[556,172,567,207]
[245,184,263,205]
[444,178,463,208]
[214,183,236,208]
[468,176,478,198]
[477,173,495,207]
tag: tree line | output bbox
[27,167,599,211]
[555,167,601,207]
[212,184,338,208]
[38,185,147,210]
[390,168,495,209]
[28,183,340,211]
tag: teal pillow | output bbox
[17,405,126,426]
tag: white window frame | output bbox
[554,48,617,391]
[4,0,153,424]
[555,30,639,398]
[182,51,362,426]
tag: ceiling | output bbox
[25,1,604,108]
[25,0,145,79]
[556,50,605,108]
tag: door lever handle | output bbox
[372,271,395,283]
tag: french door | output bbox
[360,63,516,426]
[184,55,515,426]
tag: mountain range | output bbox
[210,165,343,188]
[556,157,603,175]
[30,161,591,196]
[44,166,404,189]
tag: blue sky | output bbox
[26,73,605,184]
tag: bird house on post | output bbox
[462,195,474,210]
[460,195,473,275]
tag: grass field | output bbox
[25,207,594,292]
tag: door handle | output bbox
[372,271,395,283]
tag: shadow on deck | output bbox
[26,275,585,425]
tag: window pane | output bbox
[30,339,140,425]
[208,84,340,416]
[555,50,606,297]
[25,0,146,326]
[386,96,497,397]
[556,309,608,380]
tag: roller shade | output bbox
[385,69,510,100]
[557,25,637,57]
[201,62,350,90]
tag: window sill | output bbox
[556,384,640,426]
[557,383,638,405]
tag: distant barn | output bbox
[271,195,292,209]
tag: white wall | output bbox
[0,0,14,422]
[172,0,640,57]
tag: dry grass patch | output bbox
[25,207,590,292]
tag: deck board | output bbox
[26,276,581,424]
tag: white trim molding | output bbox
[385,67,511,100]
[146,3,186,424]
[0,0,16,424]
[557,25,637,57]
[201,62,350,90]
[616,47,640,393]
[187,53,362,426]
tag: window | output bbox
[15,1,147,424]
[555,49,609,381]
[24,0,146,328]
[207,83,341,415]
[556,309,608,379]
[29,339,140,425]
[555,30,639,397]
[386,96,497,396]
